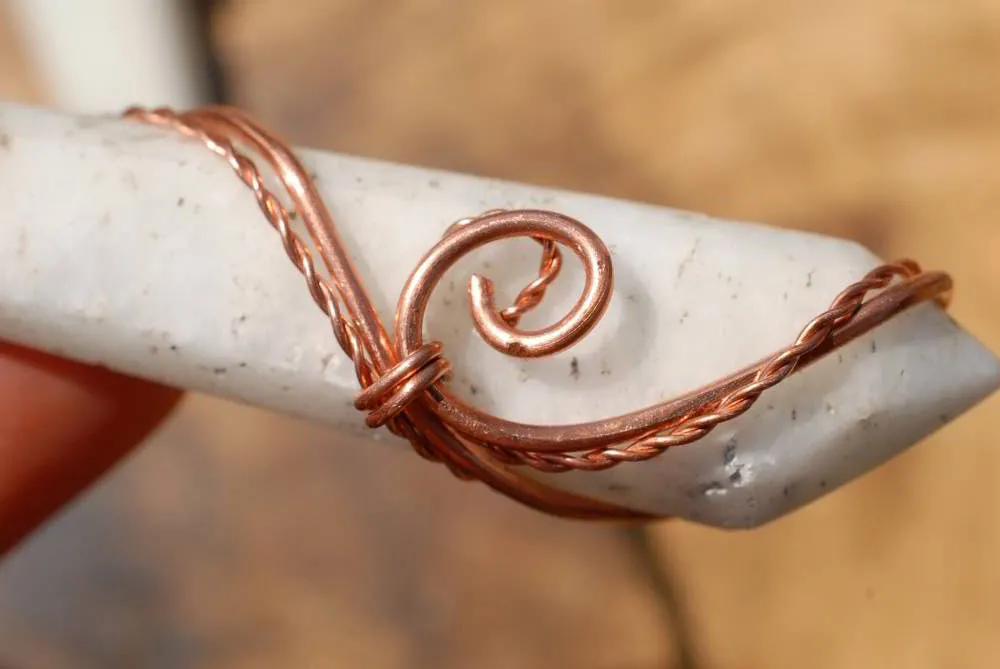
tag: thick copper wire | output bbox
[123,105,954,520]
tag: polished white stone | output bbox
[0,101,996,528]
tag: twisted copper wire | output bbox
[447,210,565,328]
[484,261,934,472]
[123,105,953,520]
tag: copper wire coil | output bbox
[123,105,953,520]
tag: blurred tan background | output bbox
[1,1,1000,667]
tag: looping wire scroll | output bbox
[124,105,953,520]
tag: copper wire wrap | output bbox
[123,105,954,520]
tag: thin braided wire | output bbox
[125,109,377,384]
[447,210,563,327]
[483,262,914,472]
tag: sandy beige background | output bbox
[1,1,999,667]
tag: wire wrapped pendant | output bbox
[123,105,953,521]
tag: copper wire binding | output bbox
[123,105,954,521]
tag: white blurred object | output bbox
[6,0,211,111]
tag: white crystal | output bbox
[0,101,996,528]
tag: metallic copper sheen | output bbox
[123,105,954,520]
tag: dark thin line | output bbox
[185,0,231,104]
[620,526,700,669]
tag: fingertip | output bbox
[0,343,182,554]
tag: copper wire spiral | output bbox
[123,105,954,520]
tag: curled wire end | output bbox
[125,105,954,520]
[441,209,613,358]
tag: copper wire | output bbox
[123,105,954,520]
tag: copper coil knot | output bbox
[354,341,452,428]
